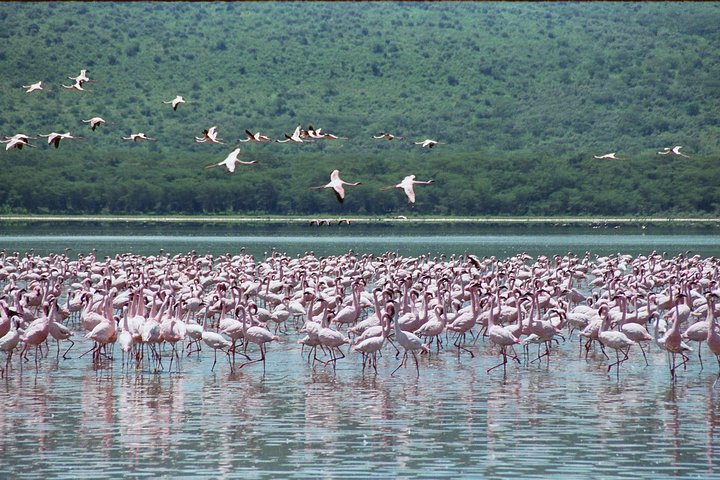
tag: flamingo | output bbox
[0,318,21,378]
[391,303,429,377]
[195,126,224,144]
[380,174,434,204]
[38,132,82,149]
[1,134,36,151]
[22,81,45,93]
[658,146,690,158]
[593,152,621,160]
[201,330,232,371]
[162,95,186,111]
[239,129,272,142]
[703,293,720,383]
[238,303,280,371]
[656,293,694,380]
[309,169,362,203]
[60,78,91,92]
[275,125,311,143]
[485,292,521,373]
[597,305,637,376]
[373,133,403,140]
[414,139,444,148]
[82,117,106,131]
[122,132,155,142]
[205,147,256,173]
[353,310,391,373]
[68,69,94,83]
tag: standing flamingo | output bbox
[238,303,280,371]
[391,303,429,377]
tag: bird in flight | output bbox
[205,147,257,173]
[373,133,404,140]
[1,134,36,151]
[61,79,91,92]
[657,146,690,158]
[122,132,156,142]
[310,169,361,203]
[22,81,45,93]
[162,95,186,111]
[68,69,94,84]
[381,175,434,204]
[195,126,223,144]
[38,132,82,149]
[239,129,272,143]
[276,125,311,143]
[594,152,621,160]
[82,117,106,131]
[415,139,444,148]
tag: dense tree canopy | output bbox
[0,2,718,216]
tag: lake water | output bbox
[1,221,720,479]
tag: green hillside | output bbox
[0,2,718,216]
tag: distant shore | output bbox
[0,215,718,225]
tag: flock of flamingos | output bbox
[3,69,694,205]
[0,247,719,382]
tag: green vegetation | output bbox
[0,2,718,216]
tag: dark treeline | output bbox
[0,2,718,216]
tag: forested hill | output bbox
[0,2,718,216]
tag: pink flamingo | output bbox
[38,132,82,149]
[239,129,272,142]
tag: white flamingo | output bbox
[414,139,444,148]
[239,129,272,142]
[373,133,403,140]
[22,81,45,93]
[309,169,362,203]
[205,147,256,173]
[657,145,690,158]
[162,95,187,111]
[594,152,621,160]
[195,126,223,144]
[380,174,434,204]
[122,132,155,142]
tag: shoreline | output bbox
[0,215,718,225]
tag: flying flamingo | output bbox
[594,152,621,160]
[122,132,156,142]
[162,95,187,111]
[82,117,106,131]
[306,126,347,140]
[1,134,36,151]
[414,139,444,148]
[205,147,256,173]
[68,69,94,83]
[22,81,46,93]
[276,125,311,143]
[380,174,434,204]
[38,132,82,148]
[239,129,272,142]
[61,79,91,92]
[373,133,403,140]
[310,169,362,203]
[195,126,223,144]
[657,146,690,158]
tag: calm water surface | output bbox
[1,221,720,479]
